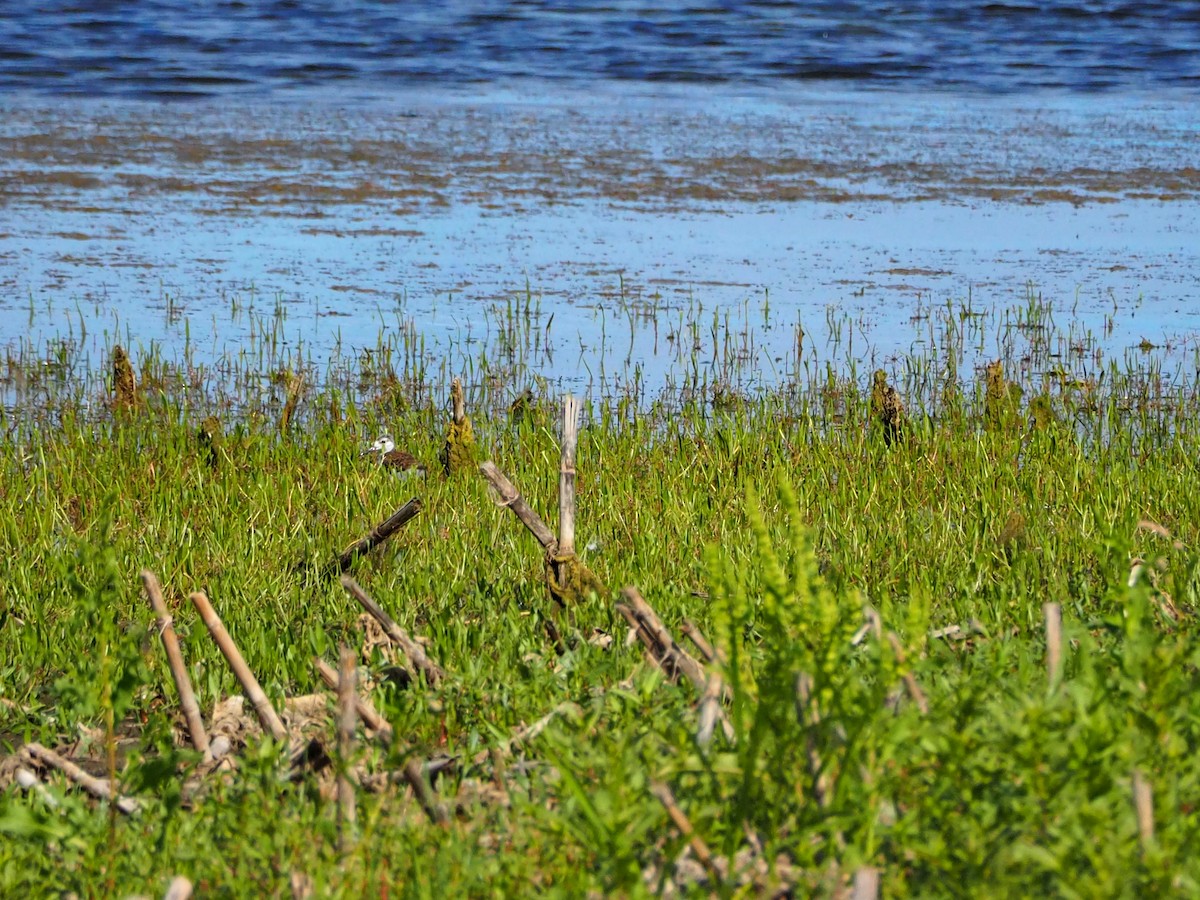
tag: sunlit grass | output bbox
[1,292,1199,895]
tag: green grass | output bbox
[2,295,1200,896]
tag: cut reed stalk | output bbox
[190,591,288,742]
[1132,769,1154,847]
[851,866,880,900]
[1043,602,1063,687]
[326,498,423,576]
[21,742,141,815]
[479,461,557,551]
[141,570,209,755]
[336,646,357,853]
[558,394,580,558]
[403,758,450,825]
[649,780,722,885]
[885,631,929,715]
[340,576,444,686]
[313,657,394,743]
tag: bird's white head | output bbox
[363,435,396,457]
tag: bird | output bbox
[362,435,426,477]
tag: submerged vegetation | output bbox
[2,292,1200,896]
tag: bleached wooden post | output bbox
[1043,602,1062,687]
[142,570,209,755]
[336,646,357,853]
[558,395,581,560]
[190,591,288,742]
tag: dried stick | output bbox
[14,767,59,808]
[885,632,929,715]
[1132,769,1154,846]
[451,376,466,424]
[470,701,582,766]
[851,866,880,900]
[337,646,357,852]
[313,657,394,744]
[795,673,832,809]
[619,588,735,742]
[558,395,581,558]
[479,461,558,551]
[618,588,707,692]
[190,592,288,742]
[1043,602,1062,687]
[141,570,209,754]
[696,671,723,747]
[326,498,423,576]
[21,742,141,815]
[340,576,444,686]
[650,781,723,885]
[403,758,450,825]
[680,619,718,664]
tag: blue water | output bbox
[2,1,1199,98]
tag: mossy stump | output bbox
[111,346,137,410]
[442,377,477,477]
[984,360,1023,433]
[197,416,223,469]
[870,369,906,446]
[544,549,606,609]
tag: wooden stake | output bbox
[680,619,718,664]
[1133,769,1154,847]
[141,570,209,755]
[190,591,288,742]
[851,866,880,900]
[313,657,394,744]
[885,632,929,715]
[325,498,423,576]
[469,701,583,766]
[451,376,466,424]
[650,780,722,885]
[795,672,831,809]
[479,462,557,551]
[340,576,444,686]
[21,743,141,815]
[618,588,707,692]
[618,588,735,743]
[1043,602,1062,687]
[403,758,450,825]
[336,646,357,852]
[558,395,581,558]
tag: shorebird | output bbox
[362,435,426,477]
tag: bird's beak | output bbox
[359,446,374,458]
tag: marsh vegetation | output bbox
[2,293,1199,896]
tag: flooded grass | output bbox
[2,294,1200,895]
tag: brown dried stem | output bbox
[886,631,929,715]
[1132,769,1154,847]
[340,576,444,686]
[336,646,357,852]
[479,461,557,551]
[558,394,580,558]
[326,498,423,576]
[649,780,723,885]
[1043,602,1063,688]
[313,657,394,744]
[141,570,209,755]
[403,758,450,825]
[190,591,288,742]
[21,742,141,815]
